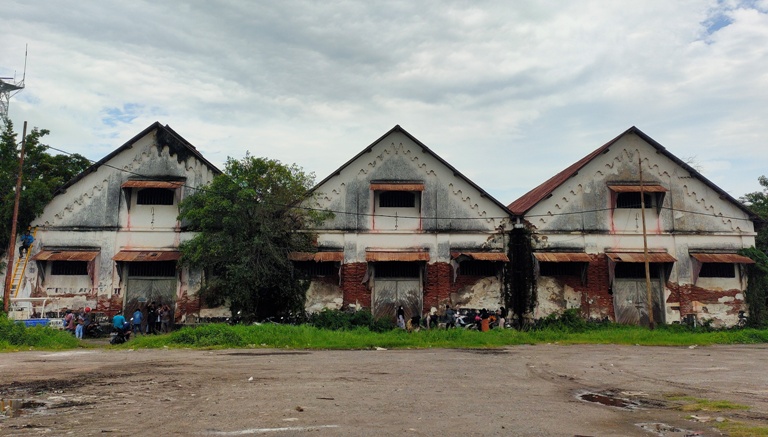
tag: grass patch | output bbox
[715,420,768,437]
[0,314,79,351]
[117,323,768,350]
[665,395,750,412]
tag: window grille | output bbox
[379,191,415,208]
[375,262,420,278]
[614,263,663,278]
[699,263,736,278]
[51,261,88,276]
[616,192,654,209]
[137,188,175,205]
[128,261,177,277]
[294,261,337,277]
[460,261,498,276]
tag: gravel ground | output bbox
[1,344,767,436]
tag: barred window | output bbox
[137,188,175,205]
[379,191,415,208]
[539,262,584,277]
[616,192,654,209]
[294,261,337,277]
[460,261,498,277]
[614,263,663,278]
[375,262,420,278]
[128,261,177,277]
[699,263,736,278]
[51,261,88,276]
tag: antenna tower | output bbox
[0,45,27,122]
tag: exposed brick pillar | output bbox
[341,262,371,309]
[424,262,452,310]
[577,255,614,321]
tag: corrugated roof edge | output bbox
[52,122,222,197]
[508,126,760,221]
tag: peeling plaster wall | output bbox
[523,133,755,326]
[2,128,218,319]
[305,280,344,313]
[451,276,503,310]
[308,131,509,234]
[301,130,511,315]
[534,277,581,319]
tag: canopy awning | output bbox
[121,180,184,189]
[608,184,668,193]
[370,182,425,192]
[289,252,344,262]
[606,252,677,263]
[365,251,430,262]
[691,253,755,264]
[113,250,181,262]
[533,252,592,262]
[32,250,99,262]
[451,251,509,262]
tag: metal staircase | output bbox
[11,227,36,298]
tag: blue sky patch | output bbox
[101,103,142,127]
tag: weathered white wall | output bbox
[2,127,218,317]
[524,132,756,326]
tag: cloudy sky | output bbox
[2,1,767,204]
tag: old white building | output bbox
[4,122,220,322]
[297,125,512,320]
[509,127,758,327]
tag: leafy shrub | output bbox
[0,313,78,349]
[534,308,588,332]
[308,309,394,332]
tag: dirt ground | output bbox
[1,343,767,436]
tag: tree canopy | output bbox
[1,119,90,264]
[739,176,768,327]
[740,175,768,251]
[178,155,330,321]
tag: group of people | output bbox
[62,307,96,339]
[397,304,508,331]
[130,302,173,335]
[107,302,174,343]
[62,301,174,341]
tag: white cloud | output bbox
[1,0,766,204]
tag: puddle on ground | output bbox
[636,422,699,437]
[577,391,640,410]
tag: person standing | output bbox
[132,307,143,335]
[445,304,456,329]
[75,311,85,340]
[160,304,171,333]
[146,302,157,334]
[497,307,506,330]
[396,306,406,329]
[19,230,34,257]
[63,310,75,334]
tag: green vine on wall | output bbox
[504,227,536,328]
[739,247,768,327]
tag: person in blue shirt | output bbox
[19,230,34,257]
[132,308,143,335]
[112,313,129,334]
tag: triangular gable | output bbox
[311,125,511,215]
[53,122,221,196]
[508,126,758,219]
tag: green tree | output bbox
[740,176,768,327]
[178,155,330,321]
[740,175,768,251]
[1,119,90,265]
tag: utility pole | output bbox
[3,121,27,312]
[639,152,655,329]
